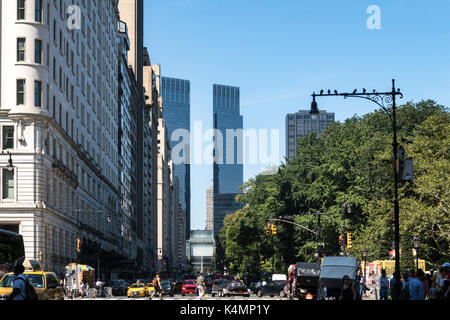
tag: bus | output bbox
[0,229,25,279]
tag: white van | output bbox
[272,274,287,281]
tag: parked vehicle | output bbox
[319,256,360,300]
[181,279,197,296]
[211,279,229,297]
[294,262,321,300]
[247,282,260,295]
[226,280,250,297]
[173,280,184,294]
[272,274,287,281]
[256,280,286,298]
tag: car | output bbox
[226,280,250,297]
[0,271,64,300]
[181,279,197,296]
[107,279,128,296]
[256,280,286,298]
[211,279,229,297]
[160,280,174,296]
[127,283,147,298]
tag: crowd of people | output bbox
[63,278,106,299]
[355,262,449,301]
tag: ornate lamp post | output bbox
[362,249,368,279]
[413,237,420,271]
[310,79,404,300]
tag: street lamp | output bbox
[413,237,420,271]
[311,79,404,300]
[6,152,14,171]
[362,249,368,279]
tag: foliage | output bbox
[217,100,449,276]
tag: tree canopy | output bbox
[214,100,449,278]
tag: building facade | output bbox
[205,182,214,231]
[161,76,191,240]
[212,84,243,239]
[187,230,215,273]
[285,109,335,160]
[0,0,124,278]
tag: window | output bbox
[35,39,42,64]
[17,38,26,62]
[16,80,26,105]
[2,127,15,150]
[17,0,26,20]
[35,0,42,22]
[34,81,42,107]
[2,169,15,200]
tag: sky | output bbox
[143,0,450,231]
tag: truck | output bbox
[294,262,321,300]
[319,256,361,300]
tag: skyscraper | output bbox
[285,110,335,159]
[161,77,191,239]
[205,182,214,231]
[212,84,243,238]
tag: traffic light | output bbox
[266,224,271,235]
[271,224,277,235]
[339,234,344,247]
[346,233,352,249]
[77,237,81,253]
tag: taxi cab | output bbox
[127,283,147,298]
[0,259,64,300]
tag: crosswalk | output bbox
[73,294,282,301]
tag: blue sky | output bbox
[143,0,450,230]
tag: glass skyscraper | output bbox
[212,84,243,238]
[285,110,335,159]
[161,77,191,239]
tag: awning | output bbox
[65,264,95,272]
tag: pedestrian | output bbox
[377,269,389,301]
[441,263,450,301]
[400,270,410,300]
[85,282,90,298]
[358,271,365,297]
[407,270,424,300]
[72,279,78,298]
[7,262,27,300]
[416,269,429,299]
[197,271,206,300]
[430,270,441,300]
[80,281,85,298]
[150,273,162,300]
[339,275,357,301]
[368,271,376,299]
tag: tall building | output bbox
[187,230,215,273]
[213,84,243,195]
[161,77,191,240]
[285,110,335,159]
[0,0,123,277]
[118,0,148,274]
[117,20,139,274]
[212,84,243,238]
[205,182,214,231]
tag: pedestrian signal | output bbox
[266,224,271,235]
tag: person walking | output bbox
[377,269,389,300]
[339,275,357,301]
[80,281,85,298]
[150,273,163,300]
[197,271,206,300]
[416,269,429,299]
[7,263,27,300]
[72,279,78,298]
[405,270,424,300]
[441,263,450,301]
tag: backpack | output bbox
[15,277,39,300]
[400,280,410,300]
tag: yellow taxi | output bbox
[127,283,147,298]
[0,271,64,300]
